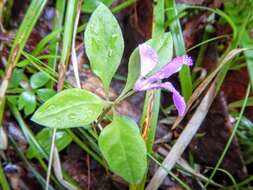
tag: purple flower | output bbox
[134,43,193,116]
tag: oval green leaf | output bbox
[98,115,147,184]
[30,71,50,89]
[85,3,124,93]
[26,128,72,159]
[31,88,105,128]
[120,33,173,96]
[18,91,37,116]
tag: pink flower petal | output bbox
[134,81,186,116]
[139,43,158,77]
[145,55,193,84]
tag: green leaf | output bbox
[81,0,113,13]
[120,33,173,96]
[98,115,147,184]
[26,128,72,159]
[9,69,25,88]
[18,91,37,116]
[30,71,50,89]
[85,3,124,93]
[36,88,56,102]
[32,88,105,128]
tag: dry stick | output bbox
[145,82,216,190]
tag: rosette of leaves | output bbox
[8,69,56,116]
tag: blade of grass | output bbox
[205,167,238,190]
[8,136,56,190]
[180,5,237,40]
[0,0,47,157]
[48,0,66,87]
[146,82,216,190]
[215,13,250,92]
[32,28,62,56]
[204,84,251,188]
[187,35,230,53]
[7,100,48,158]
[0,98,7,150]
[229,97,253,108]
[242,27,253,88]
[0,159,10,190]
[166,0,192,100]
[0,0,47,122]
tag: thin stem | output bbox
[46,128,57,190]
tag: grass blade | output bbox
[166,0,192,100]
[0,159,10,190]
[0,0,47,134]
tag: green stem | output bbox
[48,0,66,88]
